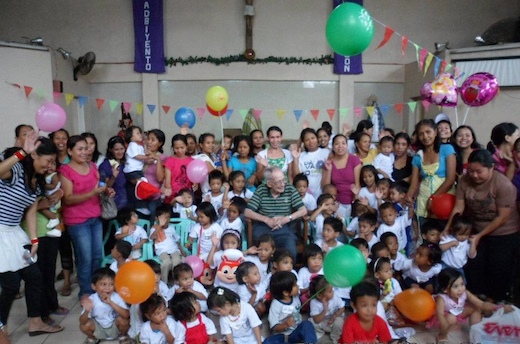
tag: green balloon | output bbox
[323,245,366,288]
[326,2,375,56]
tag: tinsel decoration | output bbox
[165,54,334,67]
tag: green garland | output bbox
[165,54,334,67]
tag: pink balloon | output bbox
[421,82,433,102]
[186,159,208,184]
[184,255,204,278]
[461,72,498,107]
[35,103,67,132]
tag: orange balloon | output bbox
[394,288,435,322]
[115,261,155,304]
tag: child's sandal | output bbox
[436,334,448,343]
[119,336,131,344]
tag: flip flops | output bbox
[28,324,63,337]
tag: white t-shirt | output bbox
[159,280,173,302]
[140,316,182,344]
[314,239,343,253]
[313,213,325,241]
[298,148,330,198]
[309,294,344,320]
[203,192,224,216]
[354,233,379,251]
[347,216,359,235]
[219,216,243,232]
[109,258,131,274]
[176,313,217,341]
[115,225,148,259]
[376,215,411,251]
[228,189,253,200]
[373,153,395,181]
[269,297,302,335]
[398,259,442,283]
[237,283,266,306]
[219,302,262,344]
[380,277,402,304]
[189,223,224,261]
[440,236,475,269]
[193,154,215,194]
[257,149,293,176]
[297,267,324,290]
[358,187,378,210]
[390,251,407,270]
[302,193,317,212]
[123,141,145,173]
[170,281,208,312]
[150,225,181,256]
[333,286,351,300]
[173,204,197,219]
[82,292,128,329]
[244,255,270,284]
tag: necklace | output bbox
[227,304,241,322]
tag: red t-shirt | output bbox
[340,313,392,344]
[164,156,193,203]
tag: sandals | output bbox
[119,336,131,344]
[85,338,100,344]
[436,334,448,343]
[60,285,71,296]
[52,307,70,315]
[28,324,63,336]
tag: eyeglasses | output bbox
[270,178,286,186]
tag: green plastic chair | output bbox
[143,218,197,264]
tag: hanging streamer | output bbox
[310,109,320,121]
[401,37,409,60]
[294,110,303,122]
[375,26,395,50]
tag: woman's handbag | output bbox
[100,193,117,220]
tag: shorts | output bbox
[93,319,120,340]
[404,276,436,291]
[124,171,144,181]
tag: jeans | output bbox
[37,237,60,315]
[263,321,317,344]
[253,221,297,259]
[441,262,466,284]
[59,228,74,271]
[0,263,42,323]
[68,217,103,297]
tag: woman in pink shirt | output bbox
[487,122,520,180]
[322,134,362,218]
[59,136,113,298]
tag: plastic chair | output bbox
[143,218,197,264]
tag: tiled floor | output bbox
[4,276,471,344]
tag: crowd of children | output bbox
[3,117,519,344]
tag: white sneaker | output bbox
[46,229,62,238]
[46,218,60,229]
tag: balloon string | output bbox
[219,112,224,142]
[455,107,459,128]
[462,107,470,125]
[133,305,140,344]
[297,285,328,311]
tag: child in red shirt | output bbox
[340,281,392,344]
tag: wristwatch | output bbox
[288,215,293,221]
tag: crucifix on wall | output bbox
[244,0,255,59]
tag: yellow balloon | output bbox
[206,86,229,112]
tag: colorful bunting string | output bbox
[147,104,156,115]
[225,109,233,121]
[162,105,171,114]
[253,109,262,121]
[354,107,362,119]
[135,103,144,116]
[395,103,404,115]
[401,37,408,60]
[294,110,303,122]
[276,109,286,120]
[366,106,375,118]
[339,108,348,120]
[197,107,205,120]
[239,109,248,120]
[109,100,119,113]
[65,94,74,106]
[96,98,105,110]
[78,96,88,108]
[326,109,335,121]
[24,86,33,98]
[375,26,395,50]
[422,100,431,111]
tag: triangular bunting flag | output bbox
[379,105,390,117]
[408,102,417,113]
[253,109,262,121]
[433,57,441,77]
[440,60,447,75]
[239,109,248,120]
[401,37,409,60]
[422,100,431,111]
[339,108,348,120]
[419,48,428,72]
[375,26,395,50]
[197,107,205,120]
[162,105,171,114]
[394,103,404,115]
[135,103,143,116]
[65,94,75,106]
[326,109,335,120]
[294,110,303,122]
[53,92,61,103]
[446,63,453,72]
[78,96,88,108]
[414,44,421,70]
[423,53,434,76]
[354,107,363,119]
[147,104,156,115]
[454,67,461,79]
[95,98,105,110]
[24,86,33,98]
[225,109,233,121]
[109,100,119,113]
[123,102,132,113]
[36,89,45,99]
[276,109,286,120]
[12,83,21,89]
[366,106,375,118]
[310,109,320,121]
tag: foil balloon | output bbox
[420,82,433,102]
[461,72,499,107]
[430,73,458,107]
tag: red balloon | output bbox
[394,288,435,322]
[431,194,455,219]
[207,103,227,117]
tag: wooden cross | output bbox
[244,0,255,59]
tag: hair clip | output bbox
[217,288,224,296]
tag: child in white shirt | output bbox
[346,201,370,237]
[310,193,336,242]
[355,213,379,251]
[219,196,245,233]
[373,136,395,180]
[354,165,379,213]
[379,232,406,270]
[314,217,344,253]
[203,170,226,218]
[139,294,180,344]
[227,170,254,201]
[294,173,317,215]
[114,208,148,259]
[170,291,217,344]
[171,263,209,312]
[309,276,345,343]
[376,202,413,252]
[244,234,275,285]
[109,240,131,274]
[171,188,198,221]
[236,262,267,316]
[186,202,224,262]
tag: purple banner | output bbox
[333,0,363,75]
[133,0,165,73]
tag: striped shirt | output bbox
[0,163,38,226]
[247,183,304,217]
